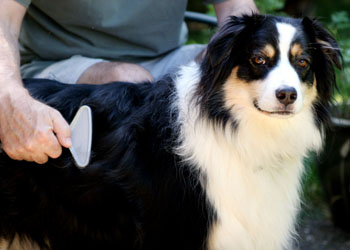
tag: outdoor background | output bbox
[186,0,350,249]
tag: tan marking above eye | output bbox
[262,44,275,58]
[290,43,303,57]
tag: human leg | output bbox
[21,44,205,84]
[31,55,106,84]
[76,61,153,84]
[23,55,153,84]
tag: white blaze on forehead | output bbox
[276,22,297,58]
[274,22,300,90]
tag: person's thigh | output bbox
[33,55,106,84]
[76,61,154,84]
[21,44,205,84]
[140,44,205,80]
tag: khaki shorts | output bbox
[20,44,205,84]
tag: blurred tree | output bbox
[281,0,314,17]
[187,0,209,13]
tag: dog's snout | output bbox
[275,87,297,106]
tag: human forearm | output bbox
[0,0,27,90]
[214,0,259,27]
[0,23,24,92]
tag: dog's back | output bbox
[0,79,212,250]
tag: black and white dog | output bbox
[0,15,342,250]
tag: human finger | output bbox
[50,109,72,148]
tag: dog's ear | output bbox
[201,15,262,86]
[302,17,343,70]
[302,17,343,125]
[205,16,247,69]
[204,14,263,67]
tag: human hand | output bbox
[0,87,71,164]
[214,0,259,27]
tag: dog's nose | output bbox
[275,87,297,106]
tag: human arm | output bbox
[213,0,259,27]
[0,0,71,164]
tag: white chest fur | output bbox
[197,125,306,250]
[180,120,309,250]
[174,64,323,250]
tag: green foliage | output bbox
[327,11,350,106]
[187,27,215,45]
[206,5,216,17]
[302,156,325,207]
[255,0,284,14]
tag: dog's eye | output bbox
[297,59,309,68]
[252,56,266,65]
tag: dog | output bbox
[0,15,342,250]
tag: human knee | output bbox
[109,62,154,83]
[78,61,153,84]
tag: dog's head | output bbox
[197,15,342,127]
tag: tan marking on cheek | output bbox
[0,239,9,250]
[0,235,42,250]
[290,43,303,57]
[262,44,276,59]
[223,67,260,110]
[302,76,318,108]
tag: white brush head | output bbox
[69,105,92,168]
